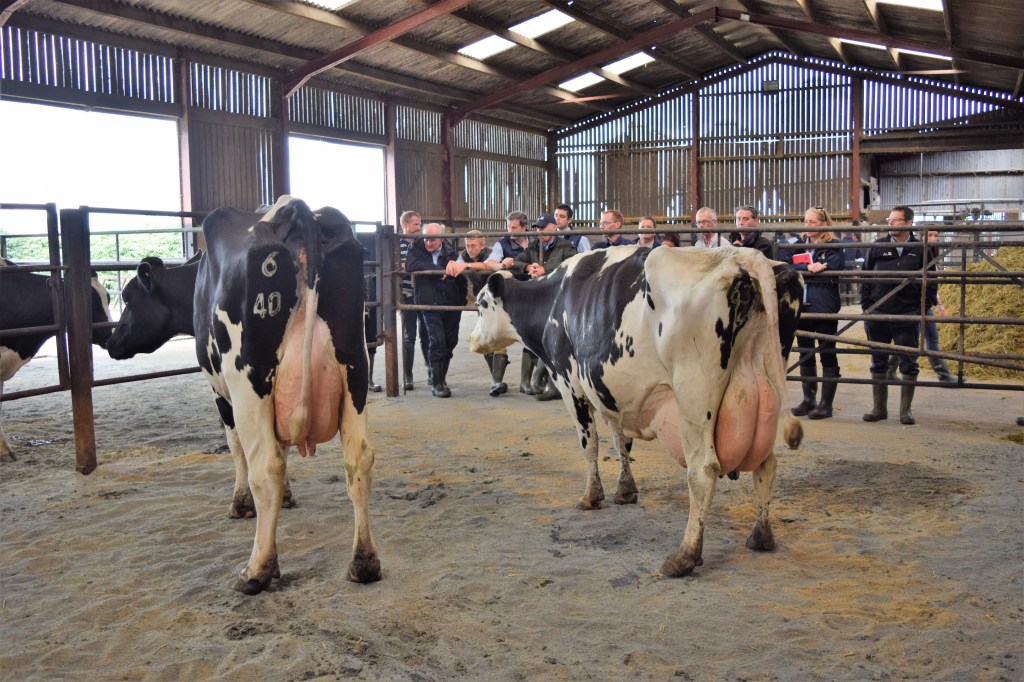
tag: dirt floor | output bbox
[1,314,1022,681]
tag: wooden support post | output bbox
[59,208,99,475]
[379,224,400,397]
[851,77,864,224]
[690,91,701,219]
[272,78,291,200]
[441,111,455,227]
[547,132,558,209]
[384,101,399,227]
[44,203,71,390]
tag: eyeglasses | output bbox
[599,220,618,226]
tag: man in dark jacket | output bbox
[860,205,938,425]
[405,222,468,398]
[732,206,774,258]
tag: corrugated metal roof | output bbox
[4,0,1022,133]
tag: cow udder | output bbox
[714,355,779,474]
[273,315,342,456]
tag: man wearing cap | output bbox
[511,216,578,401]
[592,210,636,249]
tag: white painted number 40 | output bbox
[253,252,282,318]
[253,291,282,318]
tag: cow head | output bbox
[468,271,521,354]
[107,258,181,359]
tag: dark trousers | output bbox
[865,320,919,376]
[401,308,428,356]
[422,310,461,362]
[795,318,839,370]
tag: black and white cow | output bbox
[469,245,804,577]
[187,196,379,594]
[108,253,297,513]
[1,259,112,462]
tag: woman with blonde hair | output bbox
[790,206,845,419]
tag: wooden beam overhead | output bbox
[0,0,30,28]
[283,0,473,95]
[645,0,747,65]
[860,0,901,69]
[535,0,701,80]
[452,8,720,123]
[716,7,1024,72]
[449,7,654,95]
[794,0,849,64]
[727,0,805,57]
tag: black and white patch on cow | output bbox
[107,253,298,514]
[191,195,379,594]
[469,244,803,578]
[1,259,112,462]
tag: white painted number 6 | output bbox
[261,252,278,278]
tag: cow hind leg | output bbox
[745,451,777,552]
[568,397,604,510]
[339,404,381,584]
[661,437,719,578]
[225,426,256,519]
[611,431,637,505]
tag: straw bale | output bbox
[937,247,1024,380]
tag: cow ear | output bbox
[137,262,155,292]
[486,272,505,300]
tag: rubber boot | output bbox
[930,357,954,383]
[441,357,451,391]
[368,355,382,393]
[862,373,889,422]
[402,343,416,390]
[425,349,433,387]
[430,360,450,398]
[886,355,898,382]
[532,363,561,401]
[520,352,537,394]
[489,353,509,397]
[808,367,839,420]
[790,365,817,416]
[899,378,916,425]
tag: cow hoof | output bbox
[746,525,775,552]
[348,554,382,584]
[282,492,297,509]
[228,505,256,519]
[0,451,16,463]
[660,553,699,578]
[234,573,273,595]
[614,491,638,505]
[576,498,604,511]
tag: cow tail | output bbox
[288,201,324,450]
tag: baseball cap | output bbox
[534,214,557,228]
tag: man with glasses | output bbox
[860,205,938,425]
[693,207,723,248]
[732,206,774,258]
[592,210,635,249]
[405,223,467,398]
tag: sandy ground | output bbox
[1,314,1022,681]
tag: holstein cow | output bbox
[190,196,379,594]
[107,253,296,514]
[1,259,113,462]
[469,245,803,577]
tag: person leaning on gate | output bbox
[789,206,845,420]
[732,206,775,258]
[398,210,429,390]
[693,207,724,248]
[860,205,938,425]
[636,216,661,248]
[447,230,510,397]
[487,210,538,395]
[405,223,468,398]
[592,209,636,249]
[554,203,591,253]
[510,215,579,402]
